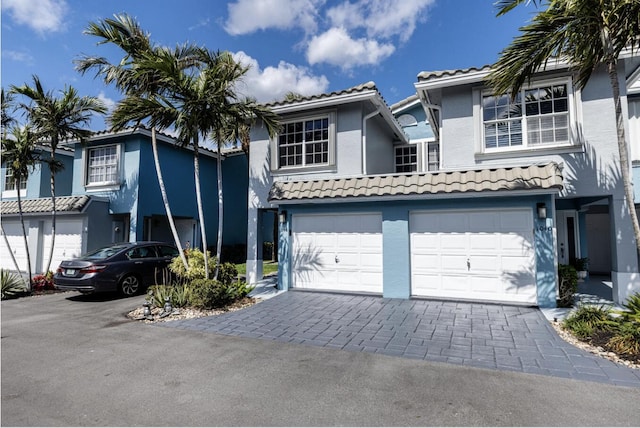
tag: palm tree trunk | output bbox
[607,58,640,256]
[44,150,56,274]
[193,142,209,279]
[1,223,27,287]
[16,177,33,291]
[151,127,188,268]
[214,142,223,281]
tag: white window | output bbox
[4,166,27,192]
[395,145,418,173]
[395,141,440,173]
[426,142,440,171]
[482,81,571,151]
[86,145,119,186]
[272,112,337,172]
[278,117,329,168]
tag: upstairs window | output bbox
[395,141,439,173]
[482,82,571,151]
[86,145,119,186]
[395,145,418,173]
[4,166,27,192]
[278,117,329,168]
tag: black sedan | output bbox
[54,241,179,296]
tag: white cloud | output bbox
[232,51,329,102]
[224,0,322,35]
[2,49,34,64]
[327,0,434,43]
[1,0,68,35]
[306,27,395,69]
[97,91,116,113]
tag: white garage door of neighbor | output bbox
[0,221,28,271]
[410,209,537,304]
[292,213,383,293]
[42,219,84,271]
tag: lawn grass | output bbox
[235,260,278,276]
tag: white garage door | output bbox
[410,209,537,304]
[0,221,28,271]
[292,213,383,293]
[42,219,84,271]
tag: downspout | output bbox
[362,108,381,175]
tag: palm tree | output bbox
[488,0,640,254]
[10,76,106,274]
[111,47,279,279]
[76,14,192,269]
[2,126,40,290]
[1,89,27,280]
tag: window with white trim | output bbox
[426,142,439,171]
[4,166,27,192]
[395,145,418,173]
[86,145,119,186]
[278,117,329,168]
[482,82,570,151]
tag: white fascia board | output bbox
[390,95,420,114]
[415,59,572,91]
[273,90,408,143]
[272,188,561,205]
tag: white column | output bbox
[610,196,640,304]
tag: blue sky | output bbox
[1,0,535,130]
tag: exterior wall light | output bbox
[537,203,547,220]
[279,210,287,224]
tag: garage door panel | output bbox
[411,209,537,304]
[292,213,382,293]
[440,234,467,251]
[0,221,28,271]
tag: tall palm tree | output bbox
[488,0,640,254]
[76,14,192,269]
[10,76,106,274]
[111,47,279,279]
[1,89,26,280]
[2,126,40,289]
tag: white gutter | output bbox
[361,108,381,175]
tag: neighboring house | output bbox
[1,127,247,274]
[248,53,640,306]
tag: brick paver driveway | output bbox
[162,291,640,388]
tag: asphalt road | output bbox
[2,292,639,426]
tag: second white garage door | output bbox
[291,213,383,293]
[410,209,537,304]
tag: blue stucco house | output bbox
[247,52,640,307]
[1,127,249,274]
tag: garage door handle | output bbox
[467,259,470,271]
[335,255,340,263]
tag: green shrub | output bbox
[217,262,238,285]
[148,281,191,309]
[563,304,612,329]
[169,249,216,280]
[1,269,27,300]
[557,264,578,307]
[189,278,254,309]
[606,321,640,358]
[615,292,640,323]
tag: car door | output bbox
[125,245,160,286]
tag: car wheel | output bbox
[119,274,141,296]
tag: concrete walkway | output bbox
[162,290,640,388]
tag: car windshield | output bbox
[83,245,130,260]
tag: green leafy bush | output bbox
[1,269,27,300]
[169,249,216,280]
[606,321,640,357]
[557,264,578,307]
[217,262,238,285]
[563,305,613,339]
[189,278,254,309]
[148,281,191,308]
[615,292,640,323]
